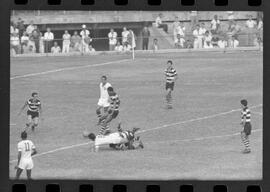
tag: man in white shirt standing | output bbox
[62,30,71,53]
[44,27,54,53]
[246,15,257,46]
[108,28,117,51]
[15,131,37,179]
[96,76,112,125]
[26,20,35,36]
[80,24,91,53]
[193,24,204,49]
[210,15,220,34]
[121,27,129,46]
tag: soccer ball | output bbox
[82,130,90,138]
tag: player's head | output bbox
[240,99,248,108]
[21,131,27,140]
[132,127,140,134]
[101,75,107,84]
[32,92,38,99]
[167,60,173,67]
[107,86,114,95]
[88,133,96,141]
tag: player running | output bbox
[96,76,112,124]
[87,123,143,152]
[240,99,252,154]
[98,87,120,135]
[18,92,42,131]
[15,131,37,179]
[164,60,178,109]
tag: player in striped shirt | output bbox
[87,123,143,152]
[164,60,178,109]
[240,99,252,153]
[98,87,120,135]
[18,92,42,131]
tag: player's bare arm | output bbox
[31,148,37,156]
[15,151,21,169]
[18,101,27,116]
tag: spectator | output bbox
[203,31,213,48]
[193,24,204,49]
[10,33,21,54]
[115,41,124,53]
[228,21,241,40]
[26,20,35,36]
[228,35,239,48]
[10,21,19,36]
[210,15,220,34]
[108,28,117,51]
[88,45,96,52]
[123,43,132,52]
[121,27,129,46]
[17,18,25,38]
[227,11,234,22]
[127,29,136,50]
[51,41,61,53]
[190,11,198,31]
[211,34,219,47]
[185,39,193,49]
[71,31,81,52]
[80,24,91,53]
[172,16,180,42]
[246,15,256,29]
[176,22,185,42]
[175,33,185,49]
[31,26,40,53]
[257,17,263,45]
[217,36,227,48]
[152,38,159,51]
[39,32,44,53]
[44,27,54,53]
[142,26,150,50]
[20,31,29,50]
[62,30,71,53]
[155,13,168,33]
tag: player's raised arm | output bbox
[31,148,37,156]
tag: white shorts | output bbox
[18,158,34,170]
[97,98,110,108]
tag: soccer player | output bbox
[88,123,143,152]
[98,87,120,135]
[240,99,252,154]
[15,131,37,179]
[18,92,42,131]
[96,76,112,124]
[164,60,178,109]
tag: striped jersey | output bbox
[165,67,177,83]
[109,93,120,111]
[117,126,135,141]
[241,107,251,123]
[27,98,41,112]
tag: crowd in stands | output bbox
[10,12,263,55]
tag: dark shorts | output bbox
[243,122,252,135]
[165,82,174,91]
[27,110,39,119]
[111,110,119,119]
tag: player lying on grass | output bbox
[98,86,120,135]
[18,92,43,131]
[15,131,37,179]
[87,123,143,152]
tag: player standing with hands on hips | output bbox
[240,99,252,154]
[164,60,178,109]
[15,131,37,179]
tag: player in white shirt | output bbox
[246,15,256,29]
[62,30,71,53]
[96,75,112,124]
[15,131,37,179]
[87,123,143,152]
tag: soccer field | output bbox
[9,51,263,180]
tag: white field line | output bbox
[10,59,131,80]
[9,104,262,163]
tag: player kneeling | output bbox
[87,124,143,152]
